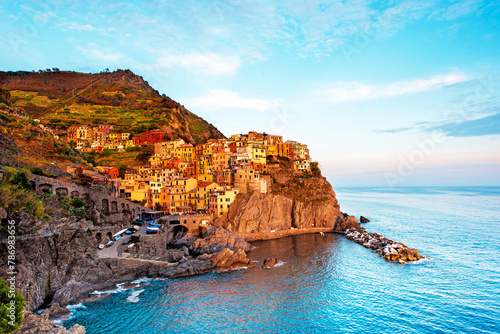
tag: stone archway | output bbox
[39,183,53,194]
[106,232,112,240]
[56,187,68,197]
[102,199,109,214]
[110,201,118,213]
[96,232,102,242]
[82,193,90,200]
[71,191,80,198]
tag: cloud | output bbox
[78,45,124,62]
[320,72,468,103]
[430,112,500,137]
[61,22,104,32]
[152,53,241,76]
[185,89,283,111]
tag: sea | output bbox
[63,187,500,333]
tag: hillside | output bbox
[0,69,224,145]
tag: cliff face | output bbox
[214,158,359,234]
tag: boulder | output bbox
[51,280,94,307]
[360,216,370,223]
[211,248,255,271]
[42,302,71,320]
[262,258,281,269]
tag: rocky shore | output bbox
[344,228,423,264]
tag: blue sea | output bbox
[63,187,500,333]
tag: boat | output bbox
[106,240,114,247]
[146,226,160,234]
[98,244,105,250]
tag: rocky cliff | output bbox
[0,225,252,313]
[214,158,360,236]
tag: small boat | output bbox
[98,244,105,250]
[106,240,114,247]
[147,226,160,234]
[114,234,121,241]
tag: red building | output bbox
[133,130,171,145]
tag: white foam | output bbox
[127,289,145,303]
[407,257,431,265]
[67,302,87,312]
[131,278,152,284]
[91,282,126,295]
[274,261,285,267]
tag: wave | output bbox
[127,289,145,303]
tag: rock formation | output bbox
[262,258,281,269]
[214,158,360,235]
[0,225,254,318]
[344,228,423,264]
[360,216,370,223]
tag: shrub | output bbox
[66,197,86,209]
[0,279,24,333]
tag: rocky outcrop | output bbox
[345,228,423,264]
[360,216,370,223]
[15,311,85,334]
[213,159,360,236]
[191,227,252,255]
[211,248,255,271]
[262,258,281,269]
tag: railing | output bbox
[0,228,64,243]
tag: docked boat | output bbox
[146,226,160,234]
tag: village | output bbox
[64,126,313,218]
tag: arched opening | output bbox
[172,225,188,236]
[56,187,68,197]
[96,232,102,242]
[110,201,118,213]
[39,184,53,194]
[121,203,125,211]
[82,193,90,200]
[106,232,113,240]
[71,191,80,198]
[102,199,109,214]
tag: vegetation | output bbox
[0,279,24,333]
[0,167,48,220]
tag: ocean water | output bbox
[63,187,500,333]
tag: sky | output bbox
[1,0,499,186]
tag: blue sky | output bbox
[1,0,499,186]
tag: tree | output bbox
[0,279,25,333]
[118,165,127,178]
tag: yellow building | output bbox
[176,144,195,162]
[208,189,239,216]
[251,146,267,165]
[189,181,219,211]
[196,155,213,181]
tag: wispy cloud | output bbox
[185,89,283,111]
[429,112,500,137]
[153,53,241,76]
[319,72,468,103]
[59,21,104,32]
[78,44,124,62]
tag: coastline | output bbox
[237,227,340,242]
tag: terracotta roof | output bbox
[197,181,214,188]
